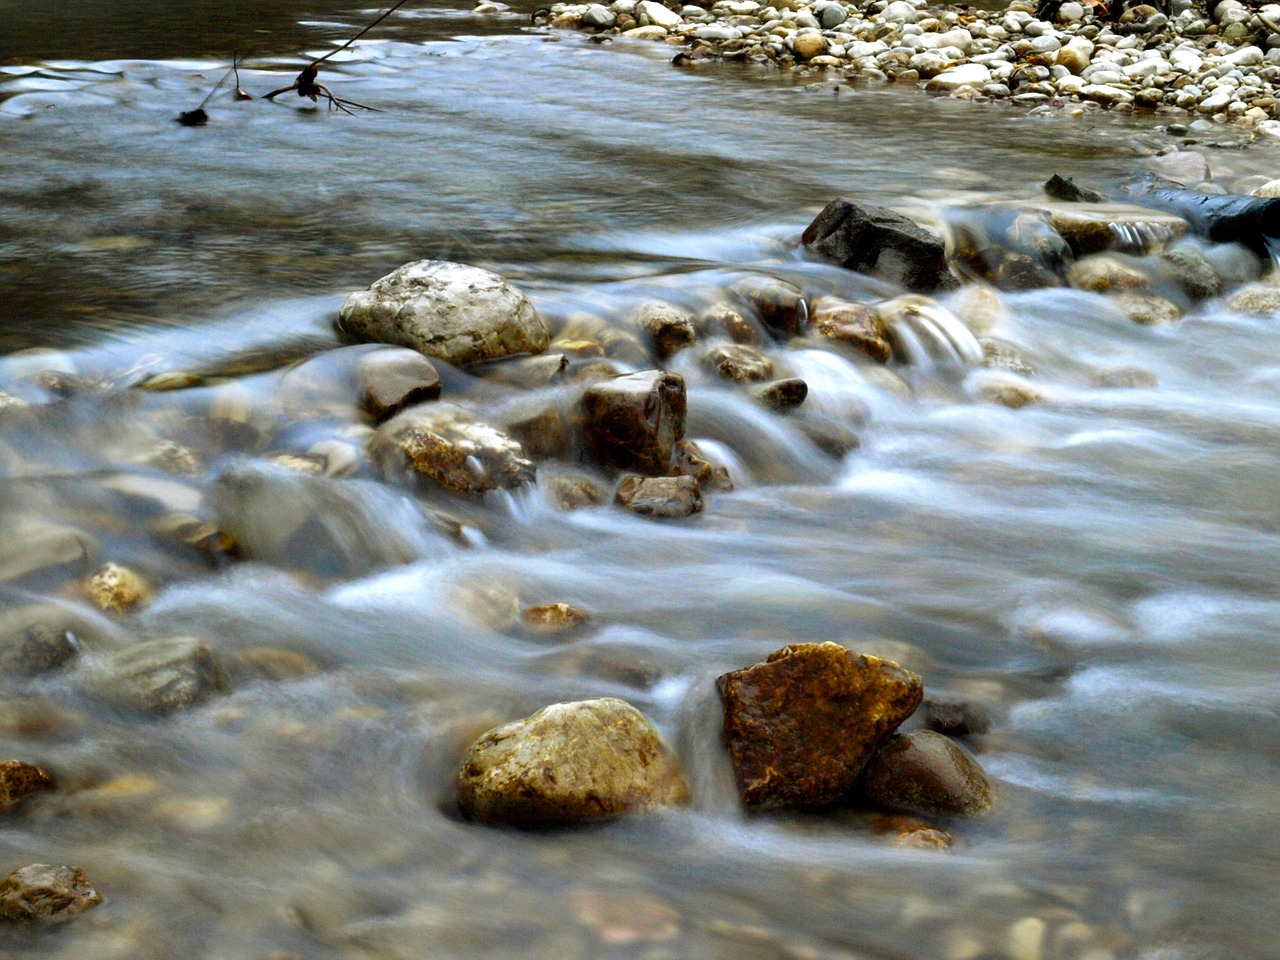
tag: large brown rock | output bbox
[0,761,55,812]
[581,371,686,475]
[802,199,955,293]
[861,730,992,817]
[731,276,807,339]
[338,260,549,367]
[0,864,102,924]
[717,642,923,809]
[370,404,535,497]
[633,301,698,361]
[456,698,691,825]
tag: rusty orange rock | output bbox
[717,642,923,809]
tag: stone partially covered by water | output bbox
[810,296,892,363]
[581,371,687,475]
[615,474,705,519]
[0,760,56,812]
[802,198,955,293]
[355,347,443,423]
[717,642,923,809]
[339,260,550,367]
[456,698,691,825]
[370,403,536,496]
[0,864,102,924]
[860,730,993,817]
[85,637,229,716]
[0,605,82,676]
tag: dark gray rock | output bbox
[802,198,956,293]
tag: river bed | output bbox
[1,2,1278,959]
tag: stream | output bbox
[1,2,1278,958]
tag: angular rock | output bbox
[698,302,761,344]
[752,378,808,411]
[338,260,549,367]
[860,730,992,817]
[456,698,691,824]
[633,301,698,362]
[90,637,228,716]
[83,563,151,613]
[542,473,607,511]
[371,404,535,496]
[731,276,807,339]
[702,343,774,383]
[670,439,732,492]
[0,761,56,812]
[0,606,80,676]
[355,347,442,423]
[522,602,591,635]
[0,864,102,924]
[1043,174,1106,203]
[810,296,892,363]
[802,198,955,293]
[581,371,686,475]
[717,642,923,809]
[615,475,704,519]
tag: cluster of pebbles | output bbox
[541,0,1280,128]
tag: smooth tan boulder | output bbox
[339,260,549,367]
[456,698,690,825]
[717,642,923,809]
[581,371,686,475]
[861,730,992,817]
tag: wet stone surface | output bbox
[0,864,102,924]
[861,730,993,818]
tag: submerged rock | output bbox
[581,371,687,475]
[0,606,81,676]
[0,523,100,586]
[456,698,691,825]
[717,642,923,809]
[802,198,954,293]
[355,347,443,423]
[615,475,704,519]
[732,276,807,339]
[0,760,56,812]
[83,563,151,613]
[542,473,608,511]
[702,343,774,383]
[88,636,228,716]
[670,439,733,492]
[923,697,993,737]
[633,300,698,361]
[371,404,536,496]
[752,378,808,411]
[339,260,549,367]
[522,602,591,635]
[860,730,993,817]
[0,864,102,924]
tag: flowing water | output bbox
[2,3,1279,959]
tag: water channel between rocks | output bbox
[1,1,1279,958]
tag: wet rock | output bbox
[0,864,102,924]
[1228,284,1280,315]
[870,813,954,851]
[1160,242,1223,300]
[732,276,807,339]
[504,403,574,461]
[1067,254,1153,293]
[810,296,892,363]
[703,343,774,383]
[530,643,662,689]
[522,602,591,635]
[0,606,81,676]
[633,301,698,361]
[861,730,993,817]
[1095,366,1159,389]
[981,339,1034,376]
[945,206,1070,290]
[795,413,862,457]
[923,697,993,737]
[542,473,607,511]
[227,647,323,682]
[581,371,686,475]
[615,475,704,519]
[1113,292,1182,326]
[1043,174,1106,203]
[802,198,955,293]
[371,404,536,496]
[716,642,923,809]
[456,697,691,825]
[698,302,762,344]
[89,636,229,715]
[355,348,442,423]
[0,523,100,585]
[83,562,151,613]
[1029,203,1186,257]
[973,373,1046,409]
[473,352,569,389]
[0,760,56,812]
[752,378,808,411]
[338,260,550,367]
[670,439,733,492]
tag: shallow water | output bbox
[1,3,1279,959]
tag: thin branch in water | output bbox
[176,60,237,125]
[233,52,253,100]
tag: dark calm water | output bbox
[1,3,1278,959]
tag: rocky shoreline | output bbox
[541,0,1280,133]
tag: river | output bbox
[0,2,1277,958]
